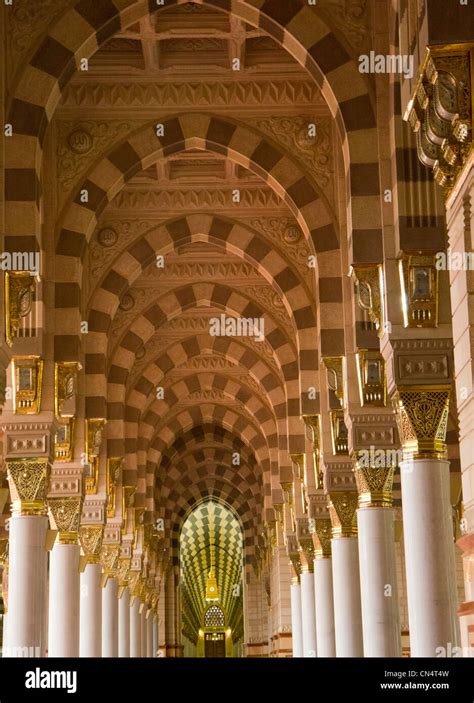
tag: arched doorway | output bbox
[179,500,244,657]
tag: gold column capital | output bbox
[128,570,142,598]
[296,517,314,572]
[79,525,104,563]
[354,454,394,508]
[6,457,50,516]
[312,517,332,559]
[328,491,358,538]
[117,557,131,590]
[394,386,450,459]
[100,544,120,578]
[48,496,83,544]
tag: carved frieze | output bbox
[60,80,324,110]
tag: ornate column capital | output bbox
[296,517,314,572]
[354,452,395,508]
[100,544,120,583]
[286,534,301,578]
[117,557,131,595]
[79,525,104,564]
[48,496,83,544]
[5,457,50,516]
[328,491,359,538]
[308,492,332,559]
[393,385,450,459]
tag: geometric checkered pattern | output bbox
[180,500,243,643]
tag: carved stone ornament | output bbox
[100,544,120,577]
[354,456,395,508]
[85,418,106,494]
[328,491,359,538]
[350,264,385,336]
[312,518,333,559]
[79,525,104,564]
[405,45,473,192]
[321,356,345,406]
[48,496,83,544]
[54,362,80,418]
[5,272,35,348]
[394,386,450,459]
[107,457,123,519]
[11,356,43,414]
[6,457,50,516]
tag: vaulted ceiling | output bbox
[44,0,340,639]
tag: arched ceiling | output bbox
[180,500,243,643]
[43,0,347,582]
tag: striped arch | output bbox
[123,337,286,484]
[86,213,322,411]
[7,0,381,264]
[106,285,297,418]
[53,114,343,374]
[159,448,263,522]
[121,335,287,481]
[148,406,271,483]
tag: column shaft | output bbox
[401,458,460,656]
[152,615,158,657]
[290,582,303,657]
[358,507,401,656]
[80,562,102,657]
[140,605,147,657]
[102,577,118,657]
[130,598,141,657]
[300,570,317,656]
[49,543,80,657]
[146,612,153,657]
[332,537,363,656]
[6,515,47,657]
[313,557,336,657]
[118,587,130,658]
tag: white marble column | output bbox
[401,457,460,656]
[118,586,130,658]
[102,577,119,657]
[130,597,141,657]
[290,578,303,657]
[313,556,336,657]
[140,603,147,657]
[329,492,364,657]
[80,562,102,657]
[146,611,153,657]
[355,459,401,658]
[357,506,401,656]
[332,536,364,657]
[48,542,80,656]
[5,515,48,657]
[300,568,317,657]
[152,614,158,657]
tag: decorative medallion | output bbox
[119,294,135,311]
[283,225,302,244]
[97,227,118,248]
[67,129,93,154]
